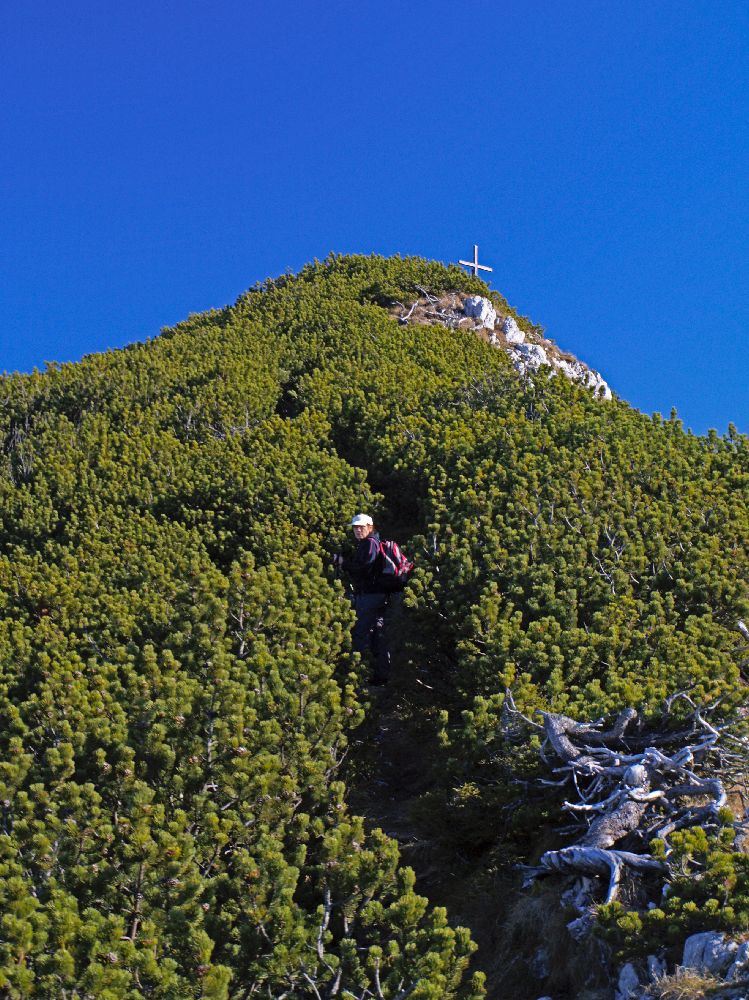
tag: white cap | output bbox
[350,513,374,526]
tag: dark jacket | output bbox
[342,532,385,594]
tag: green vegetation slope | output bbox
[0,254,747,998]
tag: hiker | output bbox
[333,513,408,686]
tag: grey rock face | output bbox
[554,358,582,380]
[727,940,749,980]
[406,290,613,401]
[615,962,640,1000]
[582,367,613,400]
[646,954,666,980]
[681,931,738,974]
[551,356,612,399]
[501,315,525,344]
[512,342,550,372]
[566,912,594,940]
[463,295,496,330]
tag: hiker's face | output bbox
[352,524,373,541]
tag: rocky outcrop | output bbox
[505,334,612,399]
[512,342,550,370]
[616,962,641,1000]
[460,296,613,400]
[554,356,613,400]
[463,295,497,330]
[682,931,740,976]
[501,315,526,344]
[611,932,749,998]
[391,289,613,401]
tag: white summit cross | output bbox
[458,244,493,279]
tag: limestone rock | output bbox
[551,356,612,400]
[463,295,496,330]
[583,368,613,400]
[399,288,613,401]
[682,931,738,975]
[646,954,666,981]
[554,358,584,380]
[615,962,641,1000]
[566,912,594,941]
[727,941,749,980]
[501,315,525,344]
[513,342,550,371]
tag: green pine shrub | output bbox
[0,252,746,995]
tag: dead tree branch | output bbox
[518,698,746,905]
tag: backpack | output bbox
[377,539,414,590]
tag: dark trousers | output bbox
[352,592,402,683]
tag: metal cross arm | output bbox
[459,244,493,278]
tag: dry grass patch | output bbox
[387,296,478,334]
[649,967,729,999]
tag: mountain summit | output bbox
[390,287,612,399]
[0,254,747,999]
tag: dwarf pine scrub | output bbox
[0,254,746,997]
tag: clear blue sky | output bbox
[2,1,747,435]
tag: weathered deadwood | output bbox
[398,300,418,322]
[540,708,638,769]
[524,846,668,904]
[520,701,740,905]
[540,712,603,768]
[583,707,639,744]
[579,764,652,849]
[414,284,438,304]
[666,778,727,808]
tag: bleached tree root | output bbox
[524,846,667,904]
[508,691,746,904]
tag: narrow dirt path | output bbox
[345,665,481,913]
[346,679,434,849]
